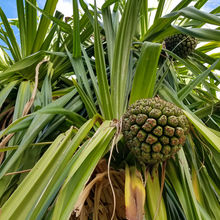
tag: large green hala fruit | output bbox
[164,34,197,58]
[122,97,189,164]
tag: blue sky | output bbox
[0,0,219,21]
[0,0,46,48]
[0,0,219,49]
[0,1,17,18]
[202,0,220,12]
[0,0,46,18]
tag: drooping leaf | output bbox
[0,89,77,179]
[173,25,220,41]
[52,120,116,219]
[184,110,220,152]
[101,0,119,9]
[178,59,220,100]
[36,107,86,127]
[0,81,18,109]
[179,7,220,26]
[129,42,162,104]
[0,51,44,80]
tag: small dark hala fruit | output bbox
[164,34,197,58]
[122,97,189,165]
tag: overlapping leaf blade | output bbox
[52,121,116,219]
[111,0,142,118]
[129,42,162,104]
[94,0,113,119]
[0,89,77,178]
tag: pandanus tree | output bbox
[0,0,219,219]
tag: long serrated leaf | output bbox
[72,78,97,118]
[178,59,220,100]
[173,25,220,41]
[0,7,21,61]
[31,0,58,53]
[111,0,142,118]
[171,0,194,12]
[199,169,220,219]
[40,11,62,51]
[52,120,115,220]
[179,7,220,26]
[140,0,148,37]
[94,1,113,119]
[197,41,220,53]
[81,46,101,105]
[9,81,32,145]
[38,95,83,141]
[0,128,73,220]
[17,0,26,57]
[154,0,165,23]
[79,0,94,26]
[0,115,33,139]
[166,160,201,220]
[25,0,71,34]
[0,81,18,109]
[41,71,52,107]
[72,0,81,58]
[184,110,220,152]
[102,6,115,70]
[129,42,162,104]
[164,49,203,74]
[142,11,179,41]
[143,5,220,42]
[0,51,44,80]
[25,0,37,55]
[177,150,202,220]
[65,45,94,102]
[21,117,98,220]
[194,50,220,70]
[37,107,86,127]
[101,0,119,9]
[146,167,167,220]
[0,89,77,179]
[80,20,94,43]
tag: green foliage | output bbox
[129,42,162,104]
[0,0,219,219]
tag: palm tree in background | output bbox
[0,0,219,219]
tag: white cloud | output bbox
[87,0,104,8]
[56,0,72,17]
[38,0,47,8]
[55,0,104,16]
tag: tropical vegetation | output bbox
[0,0,219,219]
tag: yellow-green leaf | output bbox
[125,165,145,220]
[184,110,220,152]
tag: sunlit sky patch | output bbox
[1,0,219,17]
